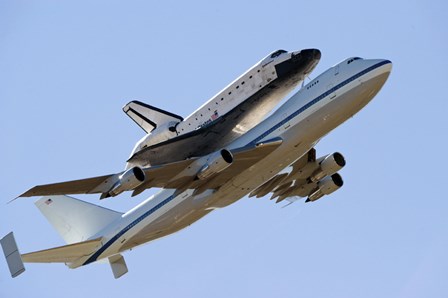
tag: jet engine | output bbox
[309,152,346,182]
[197,149,234,180]
[107,167,146,197]
[306,173,343,202]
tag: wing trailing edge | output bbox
[16,138,283,200]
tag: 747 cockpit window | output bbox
[270,50,287,58]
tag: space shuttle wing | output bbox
[127,115,228,166]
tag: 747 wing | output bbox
[249,148,346,204]
[17,138,283,200]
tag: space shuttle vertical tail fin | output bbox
[123,100,183,133]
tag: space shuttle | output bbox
[124,48,321,168]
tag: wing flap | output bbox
[21,238,103,263]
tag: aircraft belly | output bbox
[120,196,212,251]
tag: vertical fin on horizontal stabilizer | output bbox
[109,254,128,279]
[36,195,123,244]
[0,232,25,278]
[123,100,183,133]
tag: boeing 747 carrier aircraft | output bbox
[1,49,391,279]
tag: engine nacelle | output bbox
[306,173,343,202]
[309,152,346,182]
[108,167,146,197]
[196,149,234,180]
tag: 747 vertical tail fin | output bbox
[36,195,123,244]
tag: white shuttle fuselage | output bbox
[126,49,320,167]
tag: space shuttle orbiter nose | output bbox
[291,48,321,61]
[275,48,321,79]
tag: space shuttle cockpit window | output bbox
[270,50,287,58]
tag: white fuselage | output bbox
[76,57,392,268]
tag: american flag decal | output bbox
[211,110,219,121]
[45,198,53,205]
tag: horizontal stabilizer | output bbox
[21,237,102,263]
[123,100,183,133]
[1,232,25,278]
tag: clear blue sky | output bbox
[1,1,447,297]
